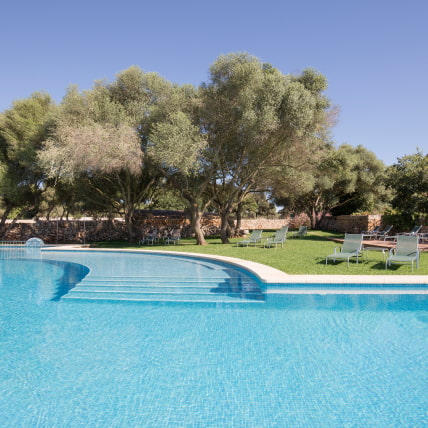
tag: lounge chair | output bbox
[139,231,159,245]
[398,225,422,236]
[362,225,380,239]
[386,235,419,271]
[264,227,288,248]
[375,225,393,240]
[165,229,182,245]
[325,234,363,267]
[237,229,263,247]
[291,225,307,238]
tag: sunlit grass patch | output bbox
[92,230,428,276]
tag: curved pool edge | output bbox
[42,246,428,291]
[42,246,288,284]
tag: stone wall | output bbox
[239,213,309,231]
[2,218,128,244]
[3,211,412,243]
[319,215,382,233]
[1,210,221,243]
[134,210,221,239]
[1,210,310,244]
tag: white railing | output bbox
[0,241,26,246]
[0,239,44,259]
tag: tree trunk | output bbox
[0,203,13,239]
[124,206,135,242]
[186,202,208,245]
[227,216,236,237]
[220,211,231,244]
[309,206,317,229]
[234,202,243,236]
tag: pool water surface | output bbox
[0,250,427,427]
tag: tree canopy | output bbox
[0,92,55,235]
[385,150,428,219]
[272,144,388,228]
[39,83,147,240]
[0,53,408,242]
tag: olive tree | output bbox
[385,150,428,221]
[273,144,388,228]
[201,54,333,242]
[146,87,212,245]
[39,84,145,240]
[0,92,55,237]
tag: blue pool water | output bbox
[0,250,427,427]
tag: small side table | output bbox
[363,246,390,262]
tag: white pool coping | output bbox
[43,246,428,294]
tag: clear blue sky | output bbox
[2,0,427,166]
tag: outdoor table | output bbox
[362,245,390,262]
[418,233,428,244]
[382,235,398,242]
[362,233,377,240]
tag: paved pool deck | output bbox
[45,246,428,294]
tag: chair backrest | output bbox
[299,226,307,234]
[275,228,288,240]
[250,230,263,240]
[379,225,393,235]
[280,225,289,233]
[342,234,363,253]
[409,225,422,235]
[171,229,181,238]
[395,235,418,256]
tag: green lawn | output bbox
[92,230,428,276]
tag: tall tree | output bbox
[273,144,387,228]
[39,84,146,240]
[0,92,54,237]
[147,101,212,245]
[385,150,428,219]
[201,54,333,242]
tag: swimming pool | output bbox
[1,249,427,427]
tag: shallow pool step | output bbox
[62,290,264,304]
[77,278,237,287]
[78,275,248,285]
[62,275,264,304]
[72,285,240,294]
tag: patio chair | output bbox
[375,225,393,240]
[386,235,419,271]
[362,225,380,239]
[325,234,363,267]
[291,225,308,238]
[165,229,182,245]
[237,229,263,247]
[398,225,422,236]
[264,228,288,248]
[139,230,159,245]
